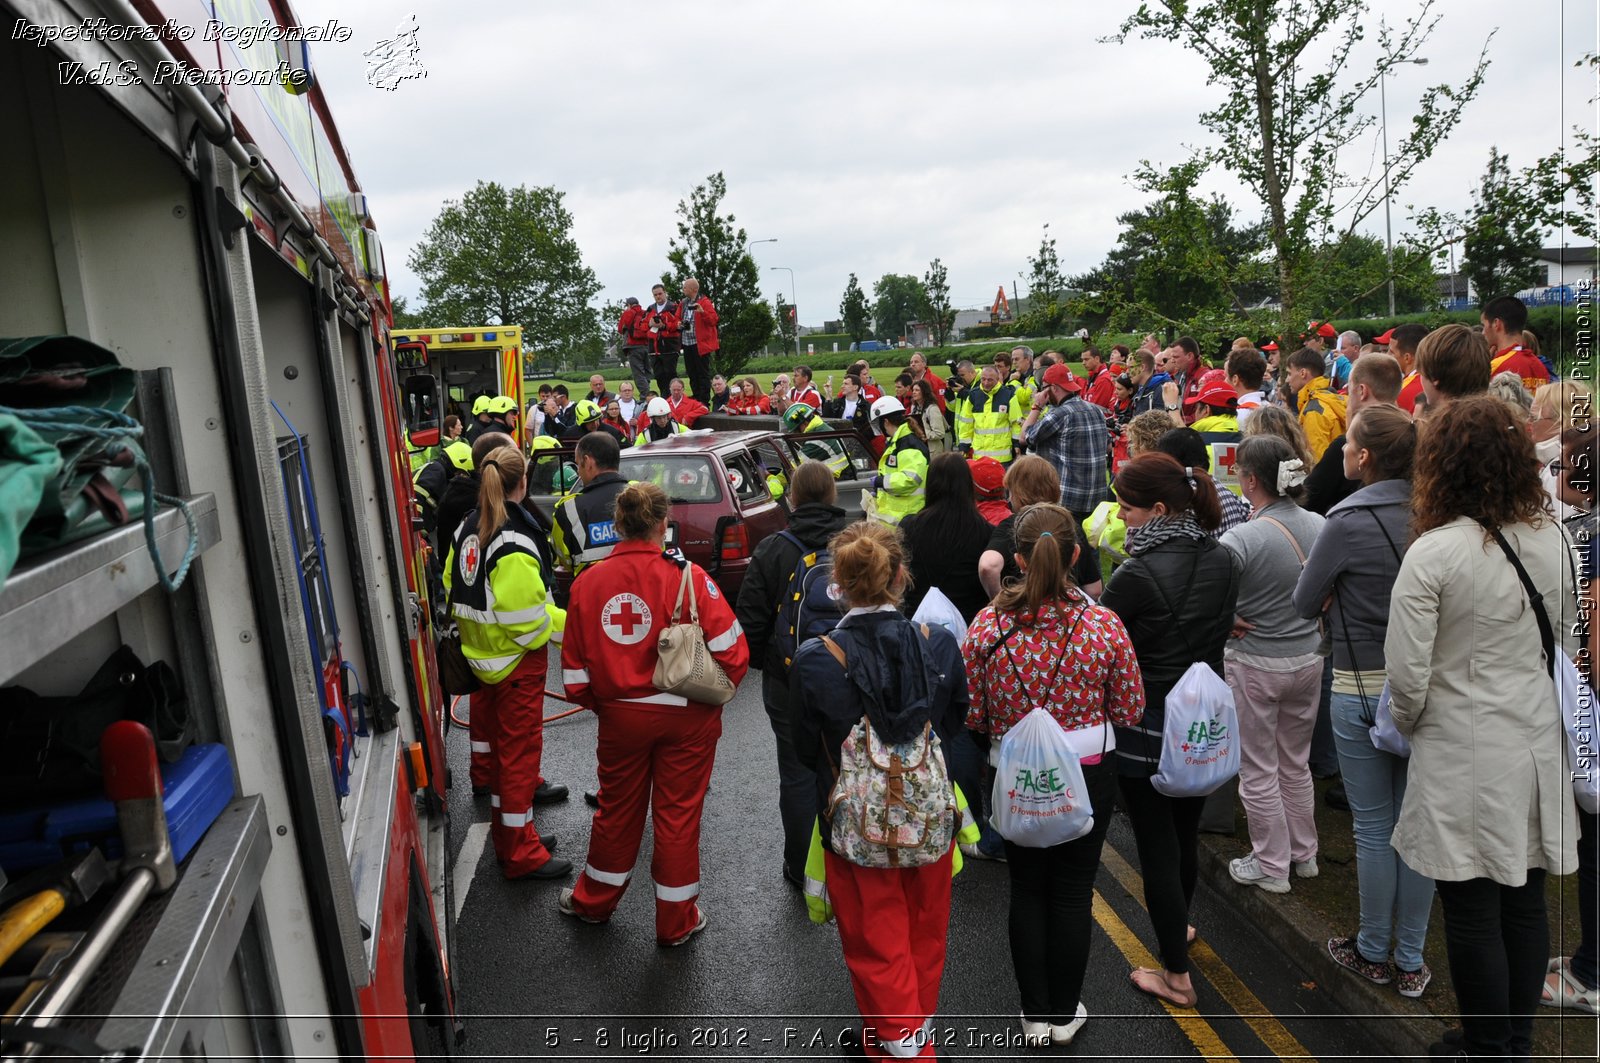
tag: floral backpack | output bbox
[818,625,957,868]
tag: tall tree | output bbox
[409,181,601,356]
[1462,149,1547,302]
[871,273,927,344]
[1023,224,1069,336]
[1112,0,1489,333]
[840,274,870,346]
[773,291,797,353]
[922,258,956,348]
[1298,233,1440,318]
[661,172,774,380]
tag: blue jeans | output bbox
[1330,690,1435,971]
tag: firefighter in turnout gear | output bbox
[412,434,472,529]
[557,482,749,944]
[956,364,1018,464]
[634,396,690,446]
[782,402,850,478]
[552,432,630,578]
[868,396,929,526]
[443,444,571,879]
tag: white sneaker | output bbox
[1019,1015,1050,1048]
[1051,1002,1088,1045]
[1229,854,1291,893]
[1293,856,1319,879]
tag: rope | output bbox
[0,404,198,592]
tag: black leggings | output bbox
[1436,871,1549,1060]
[1117,774,1205,973]
[1004,761,1118,1024]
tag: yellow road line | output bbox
[1101,845,1319,1061]
[1090,891,1238,1060]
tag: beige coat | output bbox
[1385,516,1580,885]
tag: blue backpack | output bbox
[773,530,848,671]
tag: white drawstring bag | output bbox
[1367,681,1411,758]
[912,586,967,643]
[991,708,1095,847]
[1151,662,1240,798]
[1556,650,1600,814]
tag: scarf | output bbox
[1126,512,1209,557]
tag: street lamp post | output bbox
[1377,57,1428,317]
[746,237,777,253]
[770,266,799,358]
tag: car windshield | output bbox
[787,433,873,477]
[619,453,724,503]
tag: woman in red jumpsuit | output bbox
[557,482,749,945]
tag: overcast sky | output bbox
[294,0,1596,327]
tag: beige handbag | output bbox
[652,564,737,705]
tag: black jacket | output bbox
[789,611,969,852]
[735,503,853,676]
[436,471,479,553]
[1100,536,1239,777]
[900,508,993,623]
[1303,433,1358,516]
[820,394,873,446]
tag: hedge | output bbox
[1283,307,1590,375]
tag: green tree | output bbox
[389,294,424,329]
[840,273,870,346]
[661,172,773,380]
[1112,0,1490,334]
[773,291,797,353]
[409,181,601,357]
[922,258,956,347]
[1022,225,1069,336]
[1463,148,1550,302]
[1298,233,1439,318]
[871,273,927,344]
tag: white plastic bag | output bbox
[990,708,1095,847]
[1151,662,1240,798]
[912,586,967,643]
[1367,681,1411,758]
[1556,650,1600,814]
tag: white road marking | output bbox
[454,821,491,920]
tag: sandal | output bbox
[1541,959,1600,1015]
[1130,966,1198,1008]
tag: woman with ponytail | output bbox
[964,504,1145,1046]
[1216,436,1326,896]
[444,445,569,880]
[1100,453,1239,1008]
[1293,404,1434,998]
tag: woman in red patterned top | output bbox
[963,502,1144,1047]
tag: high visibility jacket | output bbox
[552,471,630,575]
[412,439,472,521]
[1292,376,1347,463]
[875,421,930,526]
[795,416,850,477]
[634,421,690,446]
[560,541,748,712]
[1010,379,1034,442]
[803,784,980,924]
[1190,412,1240,444]
[955,381,1017,464]
[443,504,566,684]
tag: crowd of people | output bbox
[421,291,1595,1059]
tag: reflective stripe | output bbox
[499,807,533,828]
[467,652,522,676]
[705,621,743,653]
[455,603,553,628]
[469,741,491,754]
[562,668,590,685]
[584,864,632,887]
[803,876,829,902]
[625,692,689,706]
[490,794,501,808]
[881,1020,933,1059]
[655,880,700,902]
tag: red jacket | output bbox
[642,301,681,350]
[561,542,749,712]
[1083,366,1116,410]
[727,393,771,415]
[681,294,720,353]
[618,305,647,347]
[791,384,823,410]
[667,395,708,427]
[913,369,948,413]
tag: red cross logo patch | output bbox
[460,534,482,586]
[601,593,653,645]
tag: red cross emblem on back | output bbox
[601,592,653,645]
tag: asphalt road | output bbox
[444,654,1393,1061]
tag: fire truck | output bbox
[1,1,456,1059]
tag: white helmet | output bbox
[646,397,672,417]
[870,395,905,421]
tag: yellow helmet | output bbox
[471,395,492,416]
[487,395,517,415]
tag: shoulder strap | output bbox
[1480,521,1556,679]
[819,634,846,668]
[1365,508,1403,563]
[1257,514,1308,566]
[671,562,698,626]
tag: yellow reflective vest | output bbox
[443,503,566,684]
[874,421,929,526]
[955,381,1017,464]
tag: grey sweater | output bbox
[1292,478,1411,671]
[1219,500,1327,658]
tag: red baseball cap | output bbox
[1042,362,1083,394]
[1315,322,1338,339]
[1260,340,1280,352]
[968,455,1006,497]
[1188,380,1239,409]
[1374,327,1394,344]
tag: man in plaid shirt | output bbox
[1020,362,1110,517]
